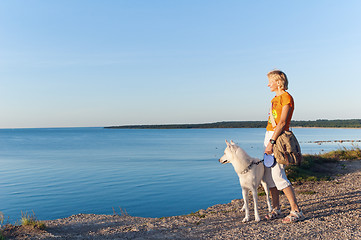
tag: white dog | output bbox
[219,140,272,222]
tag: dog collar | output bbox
[240,159,264,174]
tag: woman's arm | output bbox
[265,104,292,154]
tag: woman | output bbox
[263,70,305,223]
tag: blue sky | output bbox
[1,1,360,128]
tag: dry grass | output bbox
[321,145,361,160]
[21,211,46,230]
[286,146,361,182]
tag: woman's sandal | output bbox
[265,208,282,220]
[282,210,305,223]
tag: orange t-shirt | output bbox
[266,92,294,131]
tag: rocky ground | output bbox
[2,160,360,240]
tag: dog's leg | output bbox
[241,188,250,222]
[251,187,260,222]
[261,180,272,212]
[241,203,246,212]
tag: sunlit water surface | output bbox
[0,127,360,223]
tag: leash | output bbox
[240,159,264,174]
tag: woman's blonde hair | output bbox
[267,70,288,90]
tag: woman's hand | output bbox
[265,104,291,155]
[265,142,273,155]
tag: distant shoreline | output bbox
[292,126,361,129]
[105,119,361,129]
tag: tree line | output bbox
[105,119,361,129]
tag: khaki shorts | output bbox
[263,131,291,190]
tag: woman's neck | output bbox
[275,89,286,96]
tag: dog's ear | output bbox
[230,140,235,145]
[225,139,230,147]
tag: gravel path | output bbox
[3,160,361,240]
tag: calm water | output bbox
[0,127,360,223]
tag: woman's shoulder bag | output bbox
[269,107,303,165]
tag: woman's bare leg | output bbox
[282,185,300,212]
[269,187,280,209]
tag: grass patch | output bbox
[258,191,266,196]
[188,211,206,218]
[298,190,317,195]
[321,145,361,160]
[0,211,5,240]
[285,146,361,182]
[21,211,46,230]
[0,212,4,227]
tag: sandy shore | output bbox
[3,160,361,240]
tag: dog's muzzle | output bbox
[219,158,228,164]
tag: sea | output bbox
[0,127,360,223]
